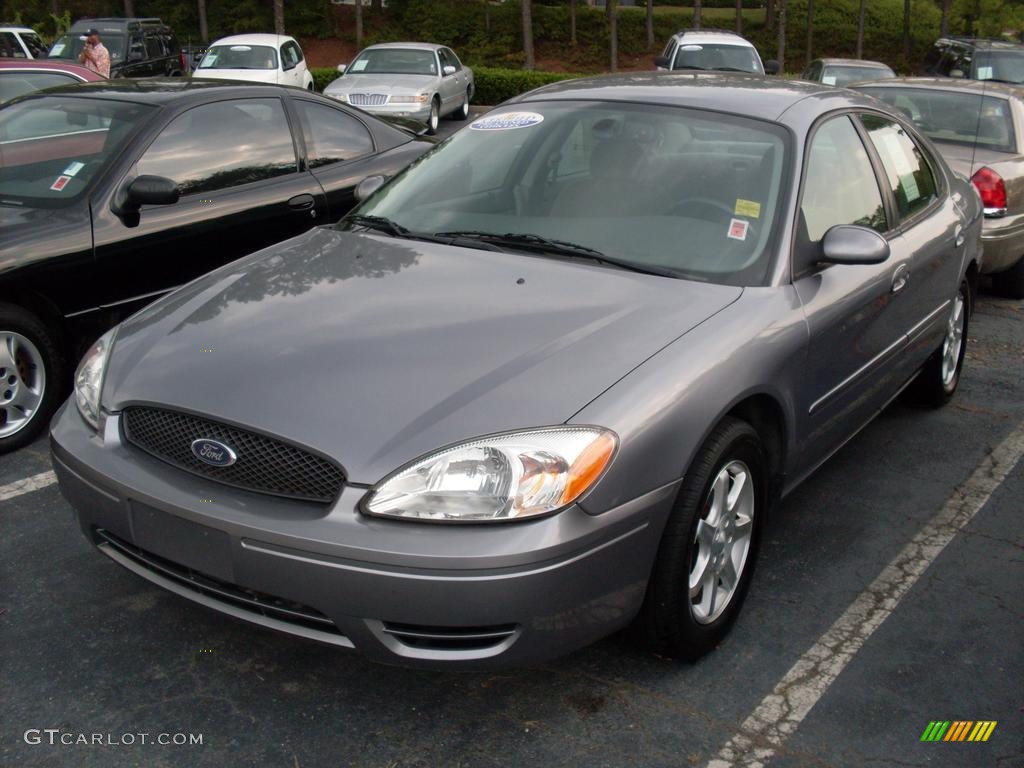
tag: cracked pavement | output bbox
[1,293,1021,768]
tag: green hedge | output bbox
[310,65,582,106]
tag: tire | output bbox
[0,304,65,454]
[426,97,440,135]
[450,90,471,121]
[992,257,1024,300]
[911,280,969,408]
[635,417,766,661]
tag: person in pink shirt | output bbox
[78,29,110,78]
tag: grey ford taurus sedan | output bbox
[51,74,981,668]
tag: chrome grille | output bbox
[122,407,344,503]
[348,92,388,106]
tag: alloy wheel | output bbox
[941,291,965,389]
[0,331,46,439]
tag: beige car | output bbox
[856,77,1024,297]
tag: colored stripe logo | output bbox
[921,721,997,742]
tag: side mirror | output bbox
[654,55,670,69]
[125,175,179,209]
[336,63,347,73]
[820,225,890,265]
[764,59,781,75]
[442,64,456,76]
[354,175,387,202]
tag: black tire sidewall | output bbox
[0,304,65,453]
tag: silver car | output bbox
[855,77,1024,298]
[52,75,980,669]
[324,42,474,135]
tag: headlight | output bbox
[74,328,115,429]
[364,427,616,522]
[389,93,429,104]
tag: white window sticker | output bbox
[727,218,749,241]
[977,66,994,80]
[50,42,66,55]
[470,111,545,131]
[63,161,85,177]
[822,75,837,85]
[350,59,368,72]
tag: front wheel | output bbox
[426,98,440,135]
[0,304,64,454]
[911,280,969,407]
[635,417,765,660]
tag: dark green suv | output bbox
[47,17,183,79]
[923,37,1024,85]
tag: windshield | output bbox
[48,33,125,62]
[347,48,437,76]
[21,32,48,57]
[351,102,788,285]
[974,50,1024,84]
[672,44,762,74]
[823,65,895,86]
[199,44,278,70]
[0,96,153,207]
[860,87,1016,153]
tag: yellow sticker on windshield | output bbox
[734,199,761,219]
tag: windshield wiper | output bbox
[432,231,679,277]
[341,213,412,237]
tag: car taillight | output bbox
[971,166,1007,216]
[180,51,187,71]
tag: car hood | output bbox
[326,73,436,94]
[104,228,742,484]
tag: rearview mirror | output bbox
[764,59,781,75]
[354,175,387,202]
[820,225,890,265]
[336,63,347,73]
[654,55,670,69]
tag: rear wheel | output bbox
[635,417,765,660]
[426,97,440,135]
[0,304,64,454]
[451,89,471,121]
[912,280,969,407]
[992,257,1024,299]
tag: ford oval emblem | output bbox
[190,438,237,467]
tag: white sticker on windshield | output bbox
[350,59,368,72]
[822,75,837,85]
[470,111,545,131]
[977,66,994,80]
[63,161,85,177]
[727,218,749,241]
[50,42,66,55]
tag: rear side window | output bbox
[860,114,938,220]
[0,31,26,58]
[295,101,373,168]
[137,98,297,195]
[0,71,79,102]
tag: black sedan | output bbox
[0,80,432,452]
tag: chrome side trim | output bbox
[65,286,179,318]
[809,335,907,415]
[906,300,951,341]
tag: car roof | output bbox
[671,29,755,46]
[361,42,444,52]
[69,17,166,30]
[0,59,103,79]
[209,33,297,48]
[816,58,892,67]
[513,72,877,122]
[852,76,1020,100]
[936,36,1024,50]
[0,26,36,33]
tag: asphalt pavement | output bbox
[1,292,1021,768]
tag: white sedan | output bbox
[193,33,314,90]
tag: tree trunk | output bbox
[273,0,284,35]
[522,0,534,70]
[694,0,703,29]
[856,0,865,59]
[571,0,577,46]
[805,0,813,64]
[776,0,786,72]
[124,0,135,17]
[355,0,363,47]
[735,0,743,35]
[766,0,775,31]
[609,0,618,73]
[645,0,653,49]
[940,0,950,36]
[903,0,911,61]
[197,0,209,42]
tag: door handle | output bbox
[892,263,910,294]
[288,193,315,211]
[954,224,965,248]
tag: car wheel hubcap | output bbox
[430,104,438,130]
[689,459,755,625]
[0,331,46,439]
[941,292,965,389]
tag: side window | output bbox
[295,101,373,168]
[860,114,938,221]
[282,42,300,69]
[145,32,164,59]
[0,71,79,102]
[1,31,27,57]
[437,48,451,73]
[951,51,973,78]
[137,98,297,195]
[23,33,48,57]
[798,116,888,266]
[444,48,461,71]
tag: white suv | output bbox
[654,29,779,75]
[0,26,48,59]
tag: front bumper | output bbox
[329,97,433,122]
[50,402,676,668]
[981,212,1024,274]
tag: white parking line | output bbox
[0,470,57,503]
[707,420,1024,768]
